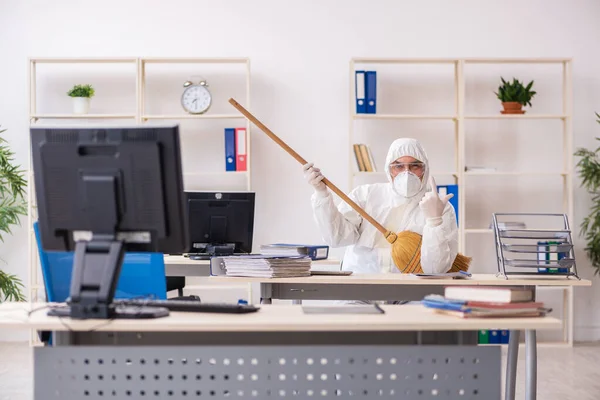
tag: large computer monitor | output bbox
[31,125,189,319]
[185,191,255,257]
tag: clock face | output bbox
[181,85,212,114]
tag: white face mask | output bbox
[393,171,422,197]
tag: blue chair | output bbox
[33,222,167,302]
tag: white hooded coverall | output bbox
[310,138,458,274]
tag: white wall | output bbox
[1,0,600,341]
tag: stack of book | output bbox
[422,286,547,318]
[221,255,312,278]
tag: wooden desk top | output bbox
[210,273,592,287]
[0,302,560,332]
[164,255,210,266]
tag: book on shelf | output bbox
[353,143,377,172]
[422,294,547,319]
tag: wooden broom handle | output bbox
[229,98,389,236]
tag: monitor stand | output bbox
[187,243,236,260]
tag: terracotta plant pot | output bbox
[501,102,525,114]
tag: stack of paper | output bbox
[222,255,312,278]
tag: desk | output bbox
[210,274,590,400]
[0,303,560,400]
[210,274,590,337]
[164,255,211,277]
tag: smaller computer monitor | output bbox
[185,191,255,256]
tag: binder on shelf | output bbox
[478,330,489,344]
[500,330,510,344]
[488,329,500,344]
[537,240,569,274]
[224,128,236,171]
[355,71,366,114]
[235,127,247,171]
[437,184,459,225]
[365,71,377,114]
[353,144,366,172]
[359,144,372,172]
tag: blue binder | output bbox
[489,329,501,344]
[437,184,459,225]
[262,244,329,261]
[365,71,377,114]
[224,128,237,171]
[500,330,510,344]
[355,71,366,114]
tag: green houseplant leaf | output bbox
[67,84,95,98]
[494,77,536,106]
[0,126,27,302]
[575,112,600,275]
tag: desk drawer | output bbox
[271,283,444,301]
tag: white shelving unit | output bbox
[349,57,574,346]
[26,56,251,323]
[138,56,251,191]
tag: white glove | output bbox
[419,176,453,226]
[303,163,328,195]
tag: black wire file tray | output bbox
[492,213,580,279]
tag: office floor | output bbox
[1,342,600,399]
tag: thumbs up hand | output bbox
[419,176,453,224]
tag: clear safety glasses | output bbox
[389,162,426,177]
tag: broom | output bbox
[228,98,471,274]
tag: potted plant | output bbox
[494,77,536,114]
[0,125,27,302]
[575,112,600,276]
[67,84,95,114]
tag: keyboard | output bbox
[114,299,260,314]
[47,305,170,319]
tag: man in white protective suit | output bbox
[303,138,457,275]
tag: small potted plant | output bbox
[67,84,95,114]
[494,77,536,114]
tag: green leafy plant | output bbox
[494,77,537,106]
[575,112,600,276]
[0,126,27,301]
[67,84,95,98]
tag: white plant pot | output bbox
[72,97,91,114]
